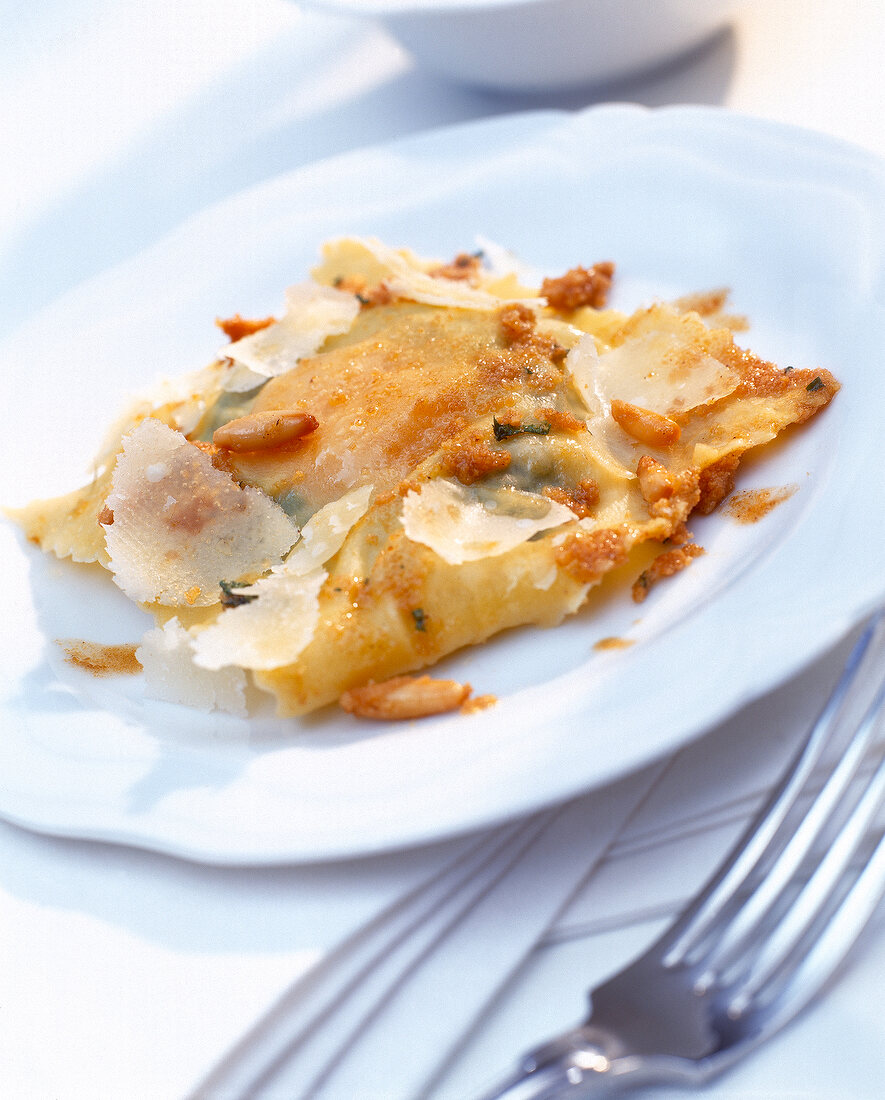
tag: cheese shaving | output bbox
[137,619,247,716]
[280,484,373,576]
[473,234,542,283]
[223,283,361,381]
[565,332,604,413]
[103,419,299,606]
[565,335,635,479]
[191,569,326,671]
[94,361,234,465]
[322,236,540,311]
[595,332,739,417]
[191,486,374,672]
[567,330,738,421]
[567,327,740,471]
[402,479,576,564]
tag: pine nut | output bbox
[213,411,318,452]
[610,399,680,448]
[340,675,471,720]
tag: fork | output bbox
[478,609,885,1098]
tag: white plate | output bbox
[3,105,884,864]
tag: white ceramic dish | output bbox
[302,0,745,92]
[3,105,884,864]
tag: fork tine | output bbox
[725,823,885,1047]
[723,744,885,1016]
[661,609,885,968]
[693,664,885,982]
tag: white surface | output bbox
[0,814,487,1097]
[3,1,885,1096]
[3,105,884,862]
[192,770,661,1097]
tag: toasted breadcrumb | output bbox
[498,302,538,344]
[554,528,628,583]
[429,252,482,284]
[542,263,614,311]
[696,453,742,515]
[632,544,704,603]
[724,485,798,524]
[543,479,600,519]
[216,314,275,342]
[441,437,512,484]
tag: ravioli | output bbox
[10,238,838,717]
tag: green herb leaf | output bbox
[806,376,825,392]
[219,579,258,608]
[493,417,551,442]
[411,607,428,632]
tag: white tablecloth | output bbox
[3,2,885,1096]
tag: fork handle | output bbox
[477,1063,590,1099]
[477,1026,633,1099]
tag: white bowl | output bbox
[303,0,745,92]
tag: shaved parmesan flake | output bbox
[223,283,360,380]
[281,484,373,575]
[402,480,576,565]
[565,332,604,413]
[104,419,299,606]
[691,405,781,460]
[137,619,247,716]
[330,237,540,311]
[146,362,234,434]
[473,235,543,284]
[603,332,738,417]
[94,361,234,465]
[192,569,326,671]
[567,328,740,472]
[565,335,635,479]
[221,362,268,394]
[568,329,739,418]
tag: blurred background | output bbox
[4,0,885,339]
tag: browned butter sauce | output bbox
[724,485,798,524]
[594,636,635,651]
[59,640,141,676]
